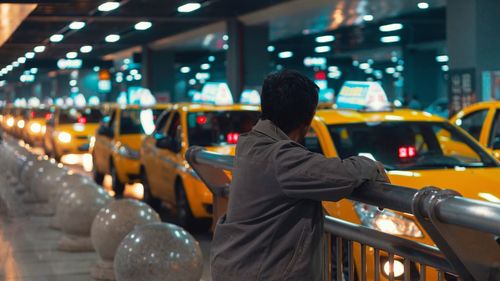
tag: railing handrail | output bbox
[186,147,500,236]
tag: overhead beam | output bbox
[26,15,222,23]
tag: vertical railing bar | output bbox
[420,264,426,281]
[361,244,366,281]
[374,249,380,281]
[336,237,343,281]
[404,259,411,281]
[389,253,395,281]
[438,271,444,281]
[325,233,332,281]
[348,240,354,281]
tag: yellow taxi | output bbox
[450,101,500,160]
[140,103,260,228]
[12,108,28,139]
[0,106,14,131]
[307,82,500,280]
[22,107,52,146]
[91,104,169,197]
[43,107,103,161]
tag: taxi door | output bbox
[155,111,183,205]
[488,109,500,159]
[93,109,117,174]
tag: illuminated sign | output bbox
[337,81,389,110]
[57,59,83,70]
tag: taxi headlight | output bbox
[17,120,25,129]
[383,259,405,278]
[6,117,14,127]
[117,145,140,159]
[57,132,72,143]
[30,122,42,133]
[354,203,423,238]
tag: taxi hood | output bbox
[388,168,500,203]
[118,134,145,150]
[58,123,99,135]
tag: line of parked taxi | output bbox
[1,82,499,279]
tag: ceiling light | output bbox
[363,15,374,22]
[380,35,401,43]
[66,52,78,59]
[69,80,77,87]
[69,21,86,30]
[6,65,13,71]
[379,23,403,32]
[34,45,46,53]
[98,1,120,12]
[17,57,27,64]
[105,34,120,42]
[25,52,35,59]
[180,66,191,73]
[315,35,335,43]
[208,55,215,62]
[385,67,396,74]
[201,63,210,70]
[267,45,275,52]
[359,63,370,70]
[222,44,229,50]
[278,51,293,59]
[80,45,93,53]
[436,55,449,63]
[12,62,20,68]
[417,2,429,9]
[50,34,64,43]
[178,2,201,13]
[134,21,152,30]
[30,68,38,74]
[222,35,229,41]
[441,65,449,72]
[315,46,331,53]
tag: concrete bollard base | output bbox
[91,259,115,281]
[57,234,94,252]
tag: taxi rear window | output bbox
[120,109,163,135]
[59,108,103,124]
[187,111,259,146]
[328,121,497,170]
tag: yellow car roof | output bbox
[316,108,445,125]
[174,103,260,112]
[119,103,171,110]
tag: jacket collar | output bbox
[253,119,290,141]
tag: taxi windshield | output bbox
[187,111,259,147]
[328,121,498,170]
[59,108,103,124]
[120,108,164,135]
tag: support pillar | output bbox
[447,0,500,114]
[226,19,270,102]
[142,46,176,102]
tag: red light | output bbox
[45,113,52,120]
[196,116,207,125]
[77,116,87,124]
[315,71,327,80]
[226,133,240,144]
[398,146,417,159]
[30,111,35,119]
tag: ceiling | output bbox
[0,0,292,76]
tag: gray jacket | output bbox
[211,119,385,281]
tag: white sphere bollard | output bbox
[114,223,203,281]
[90,199,161,280]
[22,156,49,203]
[57,183,112,252]
[49,173,92,230]
[28,157,58,201]
[31,163,68,216]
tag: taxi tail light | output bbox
[45,113,52,120]
[398,146,416,159]
[196,115,207,125]
[30,111,35,119]
[77,116,87,124]
[227,133,239,144]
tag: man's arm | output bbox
[274,141,388,201]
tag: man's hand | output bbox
[375,161,391,183]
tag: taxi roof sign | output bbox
[336,81,390,111]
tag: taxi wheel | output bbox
[111,165,125,198]
[175,181,209,232]
[141,170,161,211]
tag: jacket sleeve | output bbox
[274,141,385,201]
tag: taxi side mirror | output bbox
[97,126,114,138]
[156,136,181,153]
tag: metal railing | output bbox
[186,146,500,281]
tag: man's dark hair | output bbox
[261,70,319,134]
